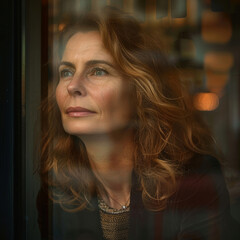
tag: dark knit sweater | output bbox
[37,154,240,240]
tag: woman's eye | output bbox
[91,68,108,77]
[60,69,73,78]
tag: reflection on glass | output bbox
[36,1,240,239]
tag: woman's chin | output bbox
[63,123,134,138]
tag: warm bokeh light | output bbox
[194,92,219,111]
[204,52,234,72]
[58,23,66,31]
[206,70,229,94]
[202,10,232,43]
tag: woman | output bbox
[37,7,239,240]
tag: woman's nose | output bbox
[67,74,86,96]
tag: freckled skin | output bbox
[56,31,134,136]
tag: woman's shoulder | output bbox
[182,154,222,175]
[165,154,240,240]
[171,154,228,205]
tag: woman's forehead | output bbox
[62,31,113,63]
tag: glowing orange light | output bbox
[206,71,229,94]
[202,10,232,43]
[58,23,66,31]
[194,92,219,111]
[204,52,234,72]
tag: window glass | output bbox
[35,1,240,239]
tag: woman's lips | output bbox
[66,107,96,117]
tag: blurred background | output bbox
[1,0,240,239]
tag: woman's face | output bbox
[56,31,134,136]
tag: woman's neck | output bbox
[80,130,134,209]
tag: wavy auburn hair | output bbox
[40,7,216,211]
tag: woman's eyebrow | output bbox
[59,61,75,69]
[59,60,115,69]
[85,60,115,68]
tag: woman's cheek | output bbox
[97,87,119,113]
[55,84,66,111]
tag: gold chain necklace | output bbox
[107,193,130,210]
[96,177,131,210]
[98,192,131,211]
[98,196,130,214]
